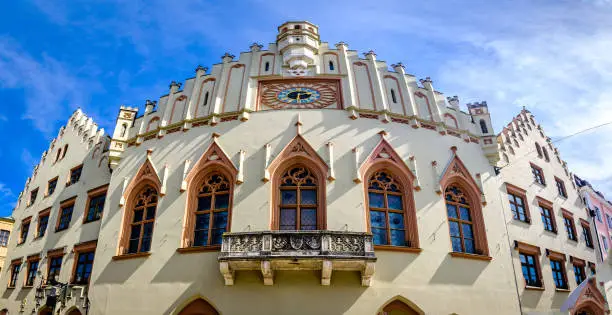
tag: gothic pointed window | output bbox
[278,165,319,230]
[367,171,409,246]
[479,119,488,134]
[445,185,476,254]
[390,89,397,104]
[203,91,209,106]
[535,143,543,158]
[192,173,231,247]
[543,147,550,162]
[329,61,334,71]
[120,123,128,137]
[127,186,158,254]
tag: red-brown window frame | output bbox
[29,188,39,206]
[24,254,40,288]
[83,184,109,224]
[66,164,83,186]
[19,216,32,245]
[514,241,544,289]
[562,209,577,242]
[7,258,22,288]
[46,177,58,197]
[45,247,65,285]
[70,240,97,284]
[555,177,568,198]
[530,163,546,186]
[506,183,531,223]
[581,219,594,249]
[570,256,587,285]
[547,249,569,290]
[56,197,76,232]
[537,197,557,233]
[36,208,51,239]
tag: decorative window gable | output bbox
[184,137,238,185]
[357,136,415,186]
[267,134,329,180]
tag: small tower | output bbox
[109,106,138,169]
[468,101,499,165]
[276,21,320,76]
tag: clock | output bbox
[258,79,342,110]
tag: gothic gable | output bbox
[267,134,329,178]
[439,151,480,194]
[185,138,238,185]
[358,137,415,184]
[123,153,162,203]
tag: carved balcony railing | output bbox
[218,230,377,286]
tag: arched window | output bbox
[479,119,488,134]
[543,147,550,162]
[294,25,301,29]
[503,153,509,164]
[536,143,543,157]
[518,133,524,141]
[264,62,270,72]
[390,89,397,104]
[55,148,62,162]
[367,171,409,246]
[377,298,423,315]
[527,124,532,130]
[509,146,515,155]
[329,61,334,71]
[203,91,209,106]
[445,185,476,254]
[127,186,158,254]
[278,165,319,230]
[61,144,68,159]
[120,123,128,137]
[514,140,520,148]
[192,173,231,246]
[177,298,219,315]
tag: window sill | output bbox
[544,229,557,235]
[83,218,101,225]
[23,285,34,289]
[177,246,221,253]
[55,228,68,233]
[374,245,422,253]
[449,252,492,261]
[513,218,531,224]
[555,288,571,292]
[525,285,545,291]
[6,286,15,290]
[112,252,151,261]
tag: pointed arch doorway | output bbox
[377,297,424,315]
[177,298,220,315]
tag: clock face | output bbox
[277,87,321,104]
[258,79,341,110]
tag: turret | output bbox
[109,106,138,169]
[276,21,320,76]
[468,101,499,165]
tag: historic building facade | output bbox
[496,109,603,314]
[0,21,607,314]
[575,175,612,262]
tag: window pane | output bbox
[281,190,297,205]
[387,195,403,210]
[447,204,458,219]
[449,221,460,237]
[372,228,387,245]
[368,192,384,208]
[451,237,463,252]
[146,206,156,220]
[128,239,139,254]
[300,190,317,205]
[195,213,210,230]
[197,196,211,211]
[459,207,471,221]
[193,230,208,246]
[464,239,475,254]
[214,194,230,209]
[133,209,143,223]
[129,225,141,239]
[140,237,151,252]
[516,197,523,205]
[520,254,526,264]
[213,211,228,229]
[388,213,404,229]
[143,222,154,238]
[390,230,406,246]
[462,223,473,238]
[300,209,317,230]
[211,229,224,245]
[279,208,296,230]
[370,211,386,228]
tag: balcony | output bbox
[218,230,377,286]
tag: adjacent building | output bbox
[575,175,612,262]
[0,217,15,273]
[0,21,607,315]
[496,109,602,314]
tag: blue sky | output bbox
[1,0,611,217]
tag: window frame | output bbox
[55,197,76,232]
[581,219,594,249]
[83,184,109,224]
[562,209,577,242]
[67,164,83,186]
[45,248,65,285]
[37,208,51,239]
[19,216,32,245]
[8,259,22,288]
[514,241,543,289]
[555,177,568,198]
[530,163,546,186]
[29,188,39,206]
[24,255,40,287]
[537,197,557,233]
[0,229,9,247]
[46,177,58,196]
[572,258,586,285]
[547,249,569,290]
[125,186,158,255]
[70,240,96,285]
[506,183,531,223]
